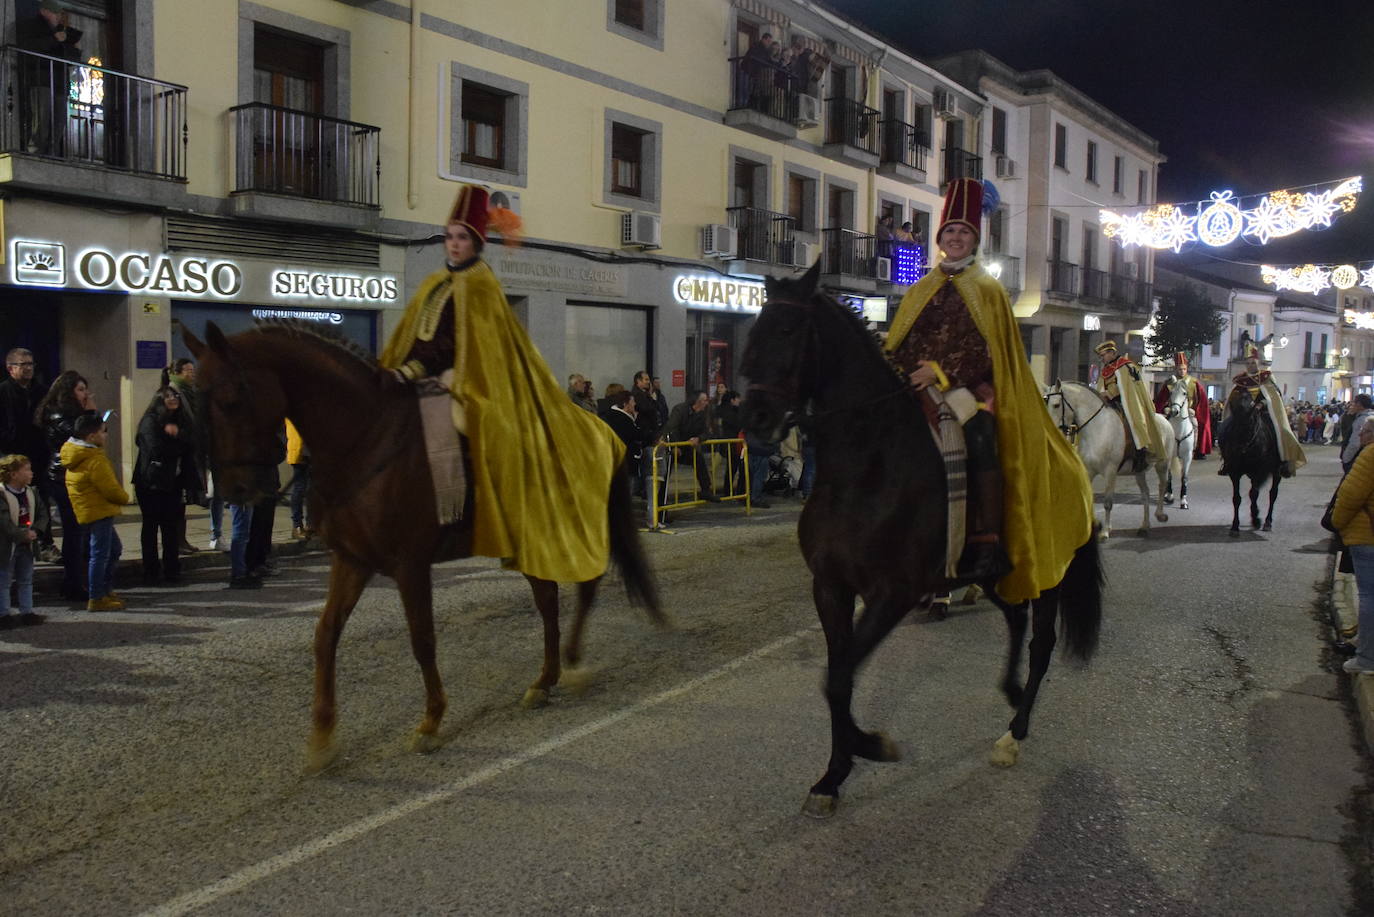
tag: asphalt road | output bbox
[1,447,1370,916]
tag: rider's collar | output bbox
[446,255,481,272]
[939,254,975,275]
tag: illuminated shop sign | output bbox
[10,240,399,304]
[252,308,344,325]
[672,273,766,312]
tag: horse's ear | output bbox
[183,327,205,359]
[799,258,821,297]
[205,322,232,358]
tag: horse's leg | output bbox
[1249,478,1263,529]
[1229,475,1242,535]
[1133,469,1152,535]
[1100,467,1117,539]
[1153,458,1170,523]
[559,577,601,696]
[396,562,448,753]
[992,588,1061,768]
[305,558,373,774]
[522,575,561,709]
[1263,473,1280,532]
[1179,451,1192,510]
[991,592,1028,709]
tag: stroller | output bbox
[762,453,800,496]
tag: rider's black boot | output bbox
[956,411,1012,583]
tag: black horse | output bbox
[1220,389,1283,534]
[739,264,1103,818]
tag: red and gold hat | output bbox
[1094,340,1118,356]
[1245,342,1261,360]
[938,177,984,241]
[448,184,490,242]
[1174,351,1189,369]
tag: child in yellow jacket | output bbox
[60,414,131,611]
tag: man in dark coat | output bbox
[630,371,660,498]
[664,390,720,501]
[0,347,55,556]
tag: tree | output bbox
[1145,282,1228,366]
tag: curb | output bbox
[32,534,324,593]
[1330,565,1374,754]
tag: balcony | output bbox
[823,98,879,169]
[941,146,983,187]
[1046,259,1080,298]
[229,103,381,231]
[727,206,796,265]
[985,253,1021,296]
[1082,267,1110,302]
[725,56,798,141]
[821,228,879,291]
[876,118,928,183]
[1108,273,1154,312]
[0,47,188,206]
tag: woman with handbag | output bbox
[1331,423,1374,674]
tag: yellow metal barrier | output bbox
[647,437,752,529]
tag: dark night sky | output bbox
[825,0,1374,265]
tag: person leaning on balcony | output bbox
[17,0,83,155]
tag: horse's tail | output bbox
[1059,526,1104,661]
[607,457,665,625]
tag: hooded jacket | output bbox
[59,439,129,525]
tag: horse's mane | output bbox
[767,273,906,388]
[249,319,380,377]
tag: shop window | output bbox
[604,109,661,210]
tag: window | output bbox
[1051,216,1068,262]
[1054,123,1067,169]
[614,0,645,30]
[1081,224,1098,271]
[1085,141,1098,184]
[987,208,1005,253]
[605,110,662,209]
[991,107,1007,155]
[1138,169,1148,204]
[606,0,663,49]
[734,159,760,208]
[611,123,646,196]
[785,166,819,232]
[449,65,529,186]
[461,82,507,169]
[1113,156,1123,194]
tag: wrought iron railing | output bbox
[1108,273,1153,312]
[1082,267,1110,301]
[986,253,1021,294]
[728,55,798,123]
[0,46,187,179]
[727,206,796,263]
[825,98,879,154]
[941,146,983,185]
[230,102,380,206]
[821,228,877,278]
[1046,259,1080,296]
[878,118,928,171]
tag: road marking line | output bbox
[137,625,814,917]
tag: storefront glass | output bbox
[564,302,651,394]
[170,302,377,358]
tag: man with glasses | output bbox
[0,348,58,561]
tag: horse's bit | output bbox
[1044,382,1105,445]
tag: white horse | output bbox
[1043,381,1177,538]
[1160,381,1197,510]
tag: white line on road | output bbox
[137,625,815,917]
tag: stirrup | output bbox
[956,537,1012,583]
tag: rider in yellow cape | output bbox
[885,179,1094,604]
[380,185,624,583]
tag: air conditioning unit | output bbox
[1244,312,1260,325]
[875,256,892,282]
[700,224,738,259]
[488,189,522,215]
[933,88,959,119]
[793,240,820,268]
[1124,261,1139,279]
[994,155,1017,179]
[621,211,661,249]
[795,94,821,127]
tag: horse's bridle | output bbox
[1044,381,1106,444]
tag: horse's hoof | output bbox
[1097,529,1110,541]
[1180,500,1189,510]
[989,731,1020,768]
[1157,513,1169,522]
[520,687,550,709]
[559,665,596,696]
[409,729,443,755]
[1229,529,1239,538]
[801,793,838,819]
[929,601,949,621]
[960,585,982,605]
[856,731,902,762]
[303,738,340,775]
[1262,522,1272,532]
[1164,495,1174,505]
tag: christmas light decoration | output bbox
[892,244,926,286]
[1345,310,1374,331]
[1262,259,1374,294]
[1332,265,1360,290]
[1103,176,1362,252]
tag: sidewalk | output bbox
[34,501,318,594]
[1330,563,1374,753]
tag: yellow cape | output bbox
[885,262,1094,603]
[380,260,625,582]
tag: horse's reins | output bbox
[1044,382,1106,444]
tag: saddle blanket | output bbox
[417,373,467,525]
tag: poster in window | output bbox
[707,338,729,392]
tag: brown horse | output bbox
[184,321,661,773]
[739,264,1102,817]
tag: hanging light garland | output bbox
[1101,176,1362,252]
[1260,260,1374,295]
